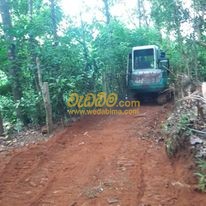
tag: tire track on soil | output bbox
[1,106,206,206]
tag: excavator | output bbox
[126,45,173,104]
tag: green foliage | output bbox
[93,21,130,95]
[93,21,162,97]
[178,114,191,132]
[165,113,191,158]
[150,0,189,33]
[0,0,206,131]
[0,70,8,86]
[0,96,16,122]
[195,159,206,192]
[129,27,161,46]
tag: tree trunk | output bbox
[0,0,12,35]
[137,0,142,27]
[102,0,111,25]
[136,0,148,27]
[27,0,45,124]
[42,82,53,134]
[102,0,113,93]
[79,14,91,72]
[49,0,58,43]
[28,0,40,92]
[36,57,53,134]
[0,0,28,125]
[0,113,4,136]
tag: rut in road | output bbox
[0,105,206,206]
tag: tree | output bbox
[150,0,191,74]
[136,0,149,27]
[101,0,115,93]
[0,113,4,135]
[192,0,206,47]
[0,0,205,133]
[0,0,28,125]
[49,0,58,42]
[102,0,111,25]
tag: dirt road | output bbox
[0,105,205,206]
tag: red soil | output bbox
[0,105,205,206]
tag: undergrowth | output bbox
[164,114,191,158]
[165,114,206,192]
[195,159,206,192]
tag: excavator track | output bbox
[157,88,174,105]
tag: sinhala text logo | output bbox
[67,92,140,115]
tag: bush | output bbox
[195,159,206,192]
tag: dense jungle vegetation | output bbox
[0,0,206,133]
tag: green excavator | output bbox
[126,45,173,104]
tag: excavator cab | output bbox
[158,51,169,74]
[126,45,172,103]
